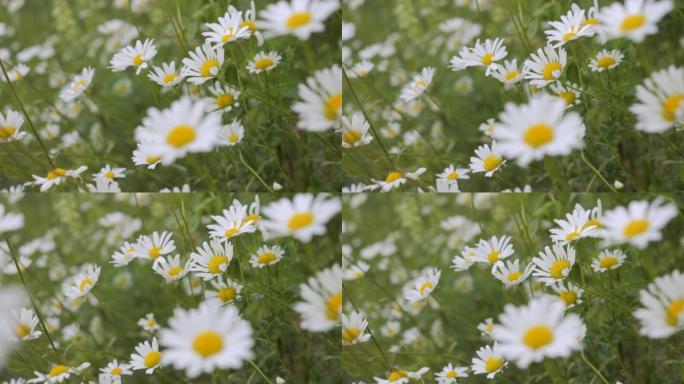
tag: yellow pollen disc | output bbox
[208,255,228,274]
[562,32,577,41]
[286,11,312,29]
[446,370,457,378]
[597,56,616,69]
[144,351,161,368]
[193,331,224,357]
[229,133,240,143]
[111,367,122,375]
[149,246,161,259]
[15,324,31,338]
[623,219,649,238]
[343,130,362,145]
[543,61,562,80]
[481,52,494,65]
[599,256,618,269]
[325,291,342,321]
[485,356,504,372]
[146,155,161,164]
[163,73,177,83]
[47,168,66,180]
[104,171,115,179]
[661,94,684,122]
[620,14,646,32]
[146,319,157,327]
[200,59,220,77]
[385,171,403,183]
[523,325,554,349]
[241,20,256,32]
[0,126,16,139]
[255,58,274,70]
[388,370,407,381]
[665,299,684,326]
[79,277,93,292]
[483,154,502,171]
[288,212,314,230]
[132,54,144,66]
[168,266,183,277]
[342,327,361,343]
[166,124,196,148]
[324,93,342,121]
[507,271,522,282]
[486,323,494,333]
[582,18,599,26]
[488,251,500,263]
[418,281,433,296]
[524,123,554,148]
[559,291,577,305]
[505,70,519,81]
[565,231,580,241]
[447,171,459,180]
[225,228,239,238]
[559,91,575,105]
[258,252,277,264]
[215,94,234,109]
[550,259,570,279]
[585,218,603,229]
[48,365,70,377]
[244,214,260,223]
[221,33,235,42]
[218,287,236,302]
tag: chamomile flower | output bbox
[633,270,684,338]
[246,51,281,74]
[219,119,244,146]
[261,194,341,242]
[404,268,441,302]
[492,94,585,166]
[490,59,525,86]
[597,0,673,42]
[2,63,29,82]
[436,165,470,186]
[523,45,567,88]
[256,0,340,40]
[0,110,26,143]
[181,43,225,85]
[64,265,100,299]
[133,231,175,262]
[134,97,222,165]
[147,62,183,87]
[249,245,285,268]
[343,261,370,280]
[159,301,254,378]
[109,39,157,74]
[478,118,498,136]
[478,318,495,336]
[374,367,430,384]
[207,201,257,242]
[400,67,435,102]
[292,64,342,132]
[630,65,684,133]
[491,295,584,368]
[0,204,23,233]
[205,276,243,305]
[202,9,251,46]
[59,67,94,102]
[549,81,582,108]
[347,60,374,78]
[138,313,160,332]
[189,240,234,280]
[28,362,90,384]
[435,363,468,384]
[130,338,162,374]
[601,198,677,248]
[544,5,593,47]
[551,281,584,308]
[342,112,373,148]
[549,205,598,244]
[492,260,533,287]
[293,263,342,332]
[473,235,514,265]
[591,249,627,272]
[588,49,624,72]
[9,308,41,341]
[531,244,576,286]
[469,141,505,177]
[131,142,162,170]
[99,360,132,379]
[203,82,241,114]
[451,246,477,271]
[234,1,264,45]
[342,311,370,345]
[449,38,508,76]
[152,255,190,282]
[93,165,125,182]
[471,343,507,379]
[370,168,426,192]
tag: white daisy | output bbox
[477,318,495,336]
[219,119,245,146]
[400,67,435,102]
[531,244,576,286]
[260,194,341,242]
[0,204,23,234]
[473,235,514,265]
[129,338,162,374]
[471,343,507,379]
[342,112,373,148]
[292,64,342,132]
[0,110,26,143]
[451,246,478,272]
[549,204,598,244]
[347,60,374,78]
[249,244,285,268]
[490,59,525,86]
[630,65,684,133]
[633,270,684,338]
[204,276,243,305]
[9,308,41,341]
[132,231,175,262]
[293,263,342,332]
[64,264,100,299]
[202,9,251,46]
[469,141,505,177]
[2,63,29,82]
[109,39,157,74]
[137,313,160,332]
[370,168,426,192]
[544,4,593,47]
[597,0,673,42]
[374,367,430,384]
[99,360,132,379]
[591,249,627,272]
[449,38,508,76]
[28,362,90,384]
[181,43,225,85]
[203,82,241,114]
[523,45,567,88]
[59,67,94,102]
[93,164,125,182]
[147,62,183,87]
[435,363,468,384]
[189,240,234,280]
[588,49,624,72]
[342,261,370,280]
[256,0,340,40]
[246,51,281,74]
[403,268,441,303]
[152,254,190,282]
[551,281,584,308]
[207,200,257,242]
[342,311,371,345]
[491,260,533,287]
[601,198,677,248]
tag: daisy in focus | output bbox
[549,204,598,244]
[473,235,514,265]
[147,62,183,87]
[202,9,251,46]
[129,337,162,374]
[370,168,426,192]
[469,142,505,177]
[341,311,370,345]
[471,343,506,379]
[189,240,234,280]
[449,38,508,76]
[109,38,157,74]
[403,268,441,303]
[182,43,225,85]
[0,110,26,143]
[133,231,175,262]
[531,244,576,286]
[246,51,281,74]
[591,249,627,272]
[63,264,100,299]
[342,112,373,148]
[588,49,624,72]
[249,244,285,268]
[491,260,532,287]
[435,363,468,384]
[523,45,567,88]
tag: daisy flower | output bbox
[544,5,593,47]
[342,311,371,345]
[207,200,257,242]
[159,301,254,378]
[491,260,532,287]
[597,0,673,42]
[473,235,514,265]
[249,244,285,268]
[202,9,251,46]
[134,97,222,165]
[478,118,498,136]
[491,295,584,368]
[133,231,175,262]
[9,308,41,341]
[0,110,26,143]
[109,38,157,74]
[370,168,426,192]
[549,204,598,244]
[435,363,469,384]
[531,244,576,286]
[469,141,505,177]
[490,59,525,86]
[131,142,162,170]
[549,81,582,108]
[374,367,430,384]
[205,276,243,305]
[342,112,373,148]
[630,65,684,133]
[181,43,225,85]
[436,165,470,185]
[478,318,495,336]
[451,246,477,271]
[0,204,23,233]
[293,263,342,332]
[28,362,90,384]
[471,343,507,379]
[189,240,234,280]
[93,164,125,182]
[449,38,508,76]
[2,63,29,82]
[588,49,624,72]
[59,67,94,102]
[64,264,100,299]
[203,82,241,114]
[153,255,190,282]
[492,94,585,166]
[342,261,370,280]
[523,45,567,88]
[147,62,183,87]
[591,249,627,272]
[246,51,281,74]
[601,198,677,248]
[130,338,162,374]
[260,194,341,242]
[111,242,136,267]
[100,360,132,379]
[256,0,340,40]
[138,313,160,332]
[633,270,684,338]
[219,119,244,146]
[404,268,441,303]
[234,1,264,45]
[551,281,584,308]
[347,60,374,78]
[399,67,435,102]
[292,64,342,132]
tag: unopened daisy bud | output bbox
[272,182,283,191]
[614,180,624,189]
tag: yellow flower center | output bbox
[168,266,183,277]
[418,281,433,296]
[146,155,161,164]
[288,212,314,230]
[665,299,684,326]
[79,278,94,292]
[582,18,599,26]
[565,231,580,241]
[144,351,161,368]
[225,228,240,238]
[324,93,342,121]
[481,52,494,65]
[193,331,224,357]
[524,123,554,148]
[255,58,274,70]
[550,259,570,279]
[543,61,562,80]
[585,218,603,229]
[507,271,522,282]
[325,291,342,321]
[661,94,684,122]
[258,252,277,264]
[485,356,504,372]
[218,287,236,302]
[505,70,519,81]
[241,20,257,32]
[523,325,554,349]
[447,171,459,180]
[104,171,115,179]
[208,255,228,274]
[15,323,31,338]
[599,256,618,269]
[146,319,157,327]
[623,219,649,238]
[488,250,500,263]
[385,171,403,183]
[447,370,458,378]
[111,367,122,375]
[559,91,575,105]
[221,32,235,42]
[48,365,70,377]
[132,54,144,66]
[597,56,616,69]
[342,327,361,343]
[620,14,646,32]
[0,126,17,139]
[286,12,312,29]
[388,370,407,381]
[200,59,220,77]
[47,168,66,180]
[485,323,494,333]
[166,124,196,148]
[562,31,577,41]
[559,291,577,306]
[215,94,234,109]
[229,133,240,143]
[149,246,161,259]
[483,154,502,171]
[343,130,362,145]
[163,73,177,83]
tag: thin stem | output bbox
[580,151,617,192]
[239,150,274,192]
[580,351,610,384]
[247,360,272,384]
